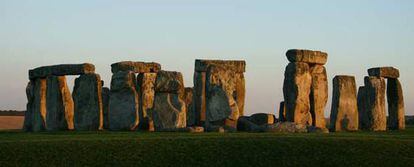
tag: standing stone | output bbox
[108,71,139,131]
[330,76,358,131]
[205,66,239,128]
[387,78,405,130]
[184,87,196,126]
[102,87,110,129]
[364,76,386,131]
[31,79,47,132]
[73,74,103,131]
[58,77,74,130]
[45,76,69,131]
[357,86,369,130]
[136,73,157,131]
[152,71,186,131]
[278,101,286,122]
[235,72,246,117]
[309,65,328,128]
[283,62,312,125]
[23,81,34,131]
[193,71,206,126]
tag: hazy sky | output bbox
[1,0,413,116]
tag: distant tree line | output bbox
[0,110,25,116]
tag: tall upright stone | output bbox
[193,71,206,126]
[108,71,140,131]
[136,73,157,131]
[152,71,186,131]
[278,101,286,122]
[45,76,73,131]
[73,74,103,131]
[283,62,312,125]
[309,65,328,128]
[23,82,34,131]
[28,78,47,132]
[357,86,369,130]
[387,78,405,130]
[330,75,358,131]
[102,87,110,129]
[364,76,386,131]
[184,87,196,126]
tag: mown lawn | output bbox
[0,127,413,166]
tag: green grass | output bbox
[0,127,414,166]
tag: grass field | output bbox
[0,127,413,166]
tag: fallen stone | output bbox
[286,49,328,65]
[188,126,204,133]
[195,59,246,73]
[29,63,95,80]
[309,65,328,128]
[151,92,186,131]
[307,126,329,133]
[283,62,312,125]
[330,75,358,131]
[137,73,157,131]
[102,87,110,129]
[236,116,263,132]
[368,67,399,79]
[154,70,184,93]
[73,74,103,131]
[249,113,276,126]
[264,122,308,133]
[108,71,139,131]
[387,78,405,130]
[111,61,161,73]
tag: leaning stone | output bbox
[45,76,72,131]
[249,113,276,126]
[102,87,110,129]
[195,59,246,73]
[154,70,184,93]
[283,62,312,125]
[111,61,161,73]
[73,74,103,131]
[364,76,387,131]
[278,101,286,122]
[108,71,139,131]
[368,67,399,79]
[387,78,405,130]
[151,92,186,131]
[136,73,157,131]
[329,75,358,131]
[286,49,328,65]
[357,86,369,130]
[29,63,95,80]
[205,66,239,128]
[309,65,328,128]
[193,71,206,126]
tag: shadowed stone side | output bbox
[136,73,157,131]
[73,74,103,131]
[357,86,369,130]
[310,65,328,128]
[387,78,405,130]
[364,76,386,131]
[102,87,110,129]
[45,76,69,131]
[193,71,206,126]
[283,62,312,125]
[278,101,286,122]
[23,82,35,131]
[330,75,358,132]
[108,71,139,131]
[29,63,95,80]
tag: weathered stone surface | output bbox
[188,126,204,133]
[154,71,184,93]
[195,59,246,73]
[45,76,72,131]
[330,75,358,131]
[368,67,399,79]
[249,113,276,126]
[23,82,34,131]
[310,65,328,128]
[286,49,328,65]
[205,66,240,128]
[102,87,110,129]
[235,73,245,117]
[73,74,103,131]
[364,76,387,131]
[108,71,139,131]
[278,101,286,122]
[193,71,206,126]
[283,62,312,125]
[183,87,196,126]
[25,79,47,132]
[29,63,95,80]
[264,122,308,133]
[136,73,157,131]
[111,61,161,73]
[357,86,369,130]
[151,92,186,131]
[387,78,405,130]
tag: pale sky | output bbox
[1,0,413,116]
